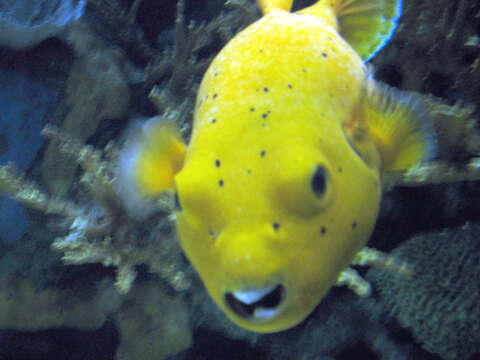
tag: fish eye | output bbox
[311,166,327,197]
[277,164,332,216]
[174,191,182,211]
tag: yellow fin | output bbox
[347,77,436,171]
[337,0,402,60]
[116,116,186,215]
[297,0,402,60]
[134,117,186,196]
[256,0,293,15]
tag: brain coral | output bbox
[368,223,480,360]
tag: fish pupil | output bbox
[311,166,327,197]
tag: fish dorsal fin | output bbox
[345,75,436,172]
[256,0,293,15]
[337,0,402,60]
[298,0,402,61]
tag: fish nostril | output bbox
[225,285,285,320]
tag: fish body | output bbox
[117,0,433,333]
[176,8,380,333]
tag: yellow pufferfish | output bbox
[117,0,435,333]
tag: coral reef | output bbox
[0,0,479,358]
[367,223,480,360]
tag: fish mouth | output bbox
[224,284,285,321]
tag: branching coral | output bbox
[86,0,160,63]
[1,126,189,295]
[0,164,77,217]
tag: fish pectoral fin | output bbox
[134,117,186,196]
[256,0,293,15]
[117,116,186,200]
[298,0,402,60]
[347,75,436,172]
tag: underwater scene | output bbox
[0,0,479,359]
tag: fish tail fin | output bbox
[347,74,436,172]
[298,0,402,61]
[256,0,293,15]
[115,116,186,219]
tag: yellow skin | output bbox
[174,2,382,332]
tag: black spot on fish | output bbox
[219,179,224,187]
[211,118,217,124]
[287,84,293,89]
[260,150,266,157]
[302,68,307,73]
[322,52,328,58]
[246,169,252,175]
[263,87,269,92]
[352,221,357,230]
[213,93,218,99]
[261,112,269,119]
[338,166,343,173]
[272,222,281,231]
[250,107,255,112]
[214,72,219,77]
[320,226,327,235]
[215,159,221,168]
[208,229,217,238]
